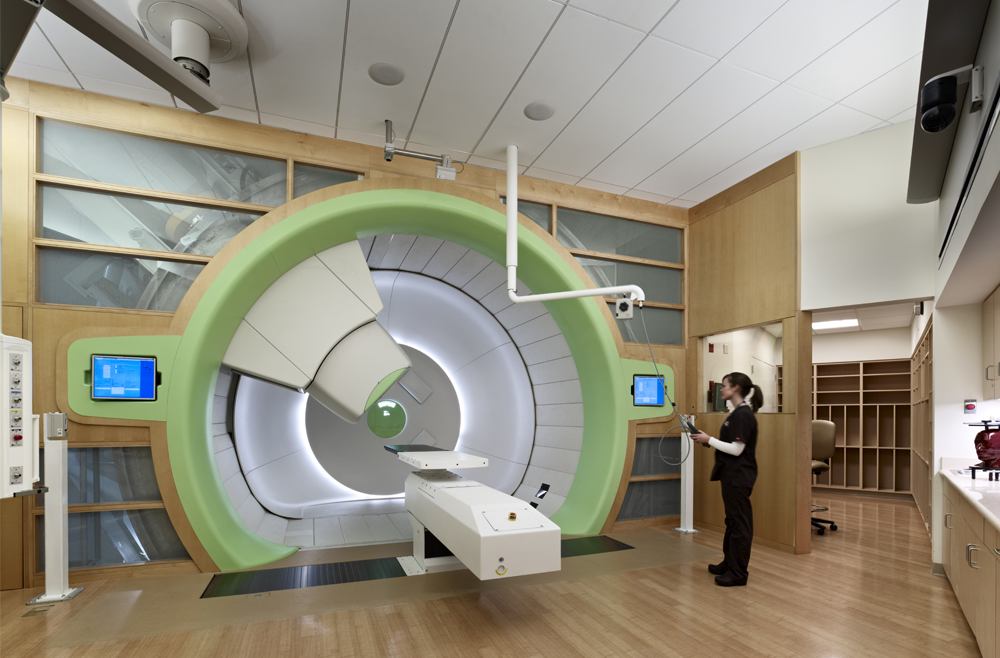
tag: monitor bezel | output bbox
[91,355,158,401]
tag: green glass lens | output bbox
[367,399,406,439]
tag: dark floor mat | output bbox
[202,535,635,598]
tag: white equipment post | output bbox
[676,417,698,534]
[27,413,84,605]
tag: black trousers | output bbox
[720,479,754,581]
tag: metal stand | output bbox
[675,419,700,535]
[396,512,465,577]
[27,414,84,605]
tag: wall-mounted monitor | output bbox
[632,374,665,407]
[91,355,157,401]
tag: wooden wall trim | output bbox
[793,311,813,555]
[688,154,796,224]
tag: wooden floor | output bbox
[0,493,980,657]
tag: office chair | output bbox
[811,420,838,535]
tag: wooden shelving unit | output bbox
[911,322,933,525]
[812,359,912,494]
[776,366,783,412]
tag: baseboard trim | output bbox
[931,562,946,577]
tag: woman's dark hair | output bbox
[725,372,763,412]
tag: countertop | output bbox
[942,467,1000,535]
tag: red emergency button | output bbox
[966,403,977,410]
[12,434,22,442]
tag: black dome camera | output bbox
[920,75,959,133]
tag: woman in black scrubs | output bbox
[690,372,762,587]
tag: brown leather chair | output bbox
[812,420,838,535]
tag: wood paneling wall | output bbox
[685,154,812,555]
[0,78,687,586]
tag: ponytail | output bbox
[724,372,763,412]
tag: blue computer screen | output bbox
[91,356,157,401]
[633,375,665,406]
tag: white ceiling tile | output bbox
[407,0,562,153]
[786,0,928,102]
[652,0,786,59]
[260,113,338,140]
[36,12,163,90]
[682,104,884,202]
[212,105,260,123]
[474,7,644,162]
[208,54,258,112]
[465,155,528,174]
[338,0,456,138]
[865,121,892,133]
[6,63,80,90]
[840,55,922,121]
[532,37,715,177]
[624,189,674,204]
[8,25,71,72]
[723,0,896,81]
[522,167,582,186]
[889,106,916,125]
[588,62,778,188]
[241,0,348,125]
[636,84,831,198]
[577,179,629,195]
[76,75,174,107]
[567,0,678,32]
[668,198,698,209]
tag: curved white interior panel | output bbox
[306,321,411,423]
[315,241,383,315]
[223,320,310,389]
[306,345,460,495]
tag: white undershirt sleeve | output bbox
[708,437,746,456]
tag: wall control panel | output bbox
[1,335,37,497]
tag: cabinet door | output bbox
[944,496,955,582]
[971,533,995,658]
[986,293,995,400]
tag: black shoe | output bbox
[707,561,728,575]
[714,572,747,587]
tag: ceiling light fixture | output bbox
[523,101,555,121]
[812,319,859,330]
[369,62,405,86]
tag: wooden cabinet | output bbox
[812,360,911,494]
[943,478,998,658]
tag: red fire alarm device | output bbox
[708,343,714,353]
[965,400,977,414]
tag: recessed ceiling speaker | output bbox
[130,0,249,86]
[524,101,555,121]
[369,62,405,86]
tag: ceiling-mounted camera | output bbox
[920,64,984,133]
[615,297,633,320]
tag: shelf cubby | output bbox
[832,406,846,445]
[878,450,894,491]
[845,448,861,488]
[894,450,911,492]
[818,392,860,405]
[864,373,910,390]
[862,406,878,447]
[862,449,879,489]
[817,363,860,376]
[831,448,846,487]
[878,406,895,447]
[863,390,910,405]
[845,406,861,447]
[895,406,911,448]
[863,361,909,375]
[816,376,860,392]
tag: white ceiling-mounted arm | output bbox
[505,145,645,305]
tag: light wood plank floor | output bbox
[0,493,980,657]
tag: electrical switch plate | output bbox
[10,466,22,485]
[723,344,729,354]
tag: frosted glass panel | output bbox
[631,437,682,476]
[40,185,262,256]
[293,163,362,199]
[558,208,681,262]
[39,509,189,570]
[501,198,551,232]
[39,447,160,506]
[40,120,287,206]
[616,479,680,520]
[608,303,683,345]
[39,248,204,312]
[577,257,681,305]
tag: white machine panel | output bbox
[1,335,38,498]
[396,450,488,470]
[404,470,561,580]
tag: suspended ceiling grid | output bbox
[9,0,928,208]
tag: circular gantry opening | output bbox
[367,399,407,439]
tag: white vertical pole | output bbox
[27,413,84,605]
[676,418,699,534]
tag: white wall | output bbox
[930,304,990,564]
[911,299,934,354]
[800,121,937,311]
[703,326,779,412]
[812,327,913,364]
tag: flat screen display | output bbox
[633,375,665,407]
[91,356,157,401]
